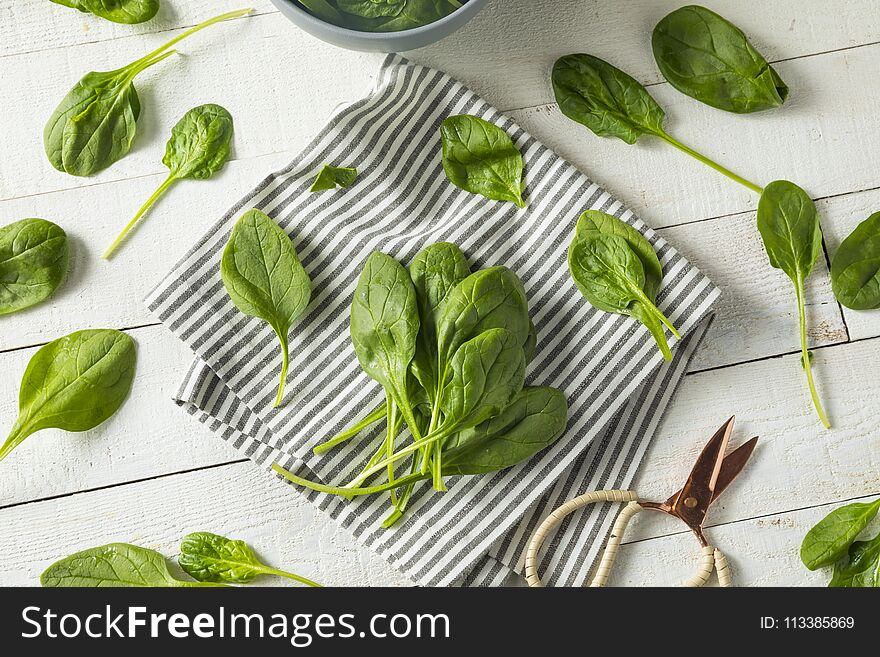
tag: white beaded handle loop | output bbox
[525,490,734,587]
[525,490,638,587]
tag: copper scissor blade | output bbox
[663,436,759,507]
[710,437,758,503]
[669,416,735,528]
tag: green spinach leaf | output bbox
[52,0,161,24]
[296,0,461,32]
[42,543,222,587]
[310,164,358,192]
[440,115,525,208]
[652,5,788,114]
[552,53,762,194]
[568,231,680,361]
[1,329,136,464]
[350,252,424,441]
[443,386,568,474]
[0,218,69,316]
[104,104,234,259]
[757,181,829,428]
[575,210,663,299]
[337,0,405,18]
[831,211,880,310]
[44,9,249,177]
[829,532,880,587]
[179,532,320,586]
[801,498,880,570]
[221,209,312,409]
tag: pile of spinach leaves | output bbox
[296,0,465,32]
[273,242,568,527]
[42,532,320,587]
[801,497,880,586]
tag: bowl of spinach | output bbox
[271,0,488,52]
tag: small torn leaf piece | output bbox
[310,164,358,192]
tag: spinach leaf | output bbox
[221,209,312,409]
[443,386,568,475]
[297,0,346,22]
[44,9,250,177]
[296,0,462,32]
[440,115,525,208]
[103,104,234,259]
[829,532,880,587]
[575,210,663,299]
[0,218,69,316]
[52,0,160,24]
[652,5,788,114]
[275,243,564,527]
[801,498,880,570]
[1,329,136,464]
[53,0,161,24]
[435,266,531,372]
[179,532,321,587]
[310,164,358,192]
[552,53,762,194]
[757,181,829,429]
[409,242,471,398]
[350,252,424,440]
[831,211,880,310]
[337,0,405,18]
[368,0,461,31]
[41,543,223,587]
[568,231,680,361]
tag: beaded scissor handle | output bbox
[524,490,732,587]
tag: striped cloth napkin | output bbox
[146,54,719,587]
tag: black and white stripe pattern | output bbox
[146,55,720,587]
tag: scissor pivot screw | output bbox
[684,496,698,508]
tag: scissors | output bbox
[525,416,757,587]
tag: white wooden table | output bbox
[2,0,879,587]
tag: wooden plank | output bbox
[506,41,880,229]
[6,3,880,210]
[3,325,878,545]
[0,2,277,58]
[0,151,289,352]
[0,326,238,507]
[1,427,876,587]
[0,190,848,373]
[0,461,412,587]
[9,0,880,103]
[628,339,880,532]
